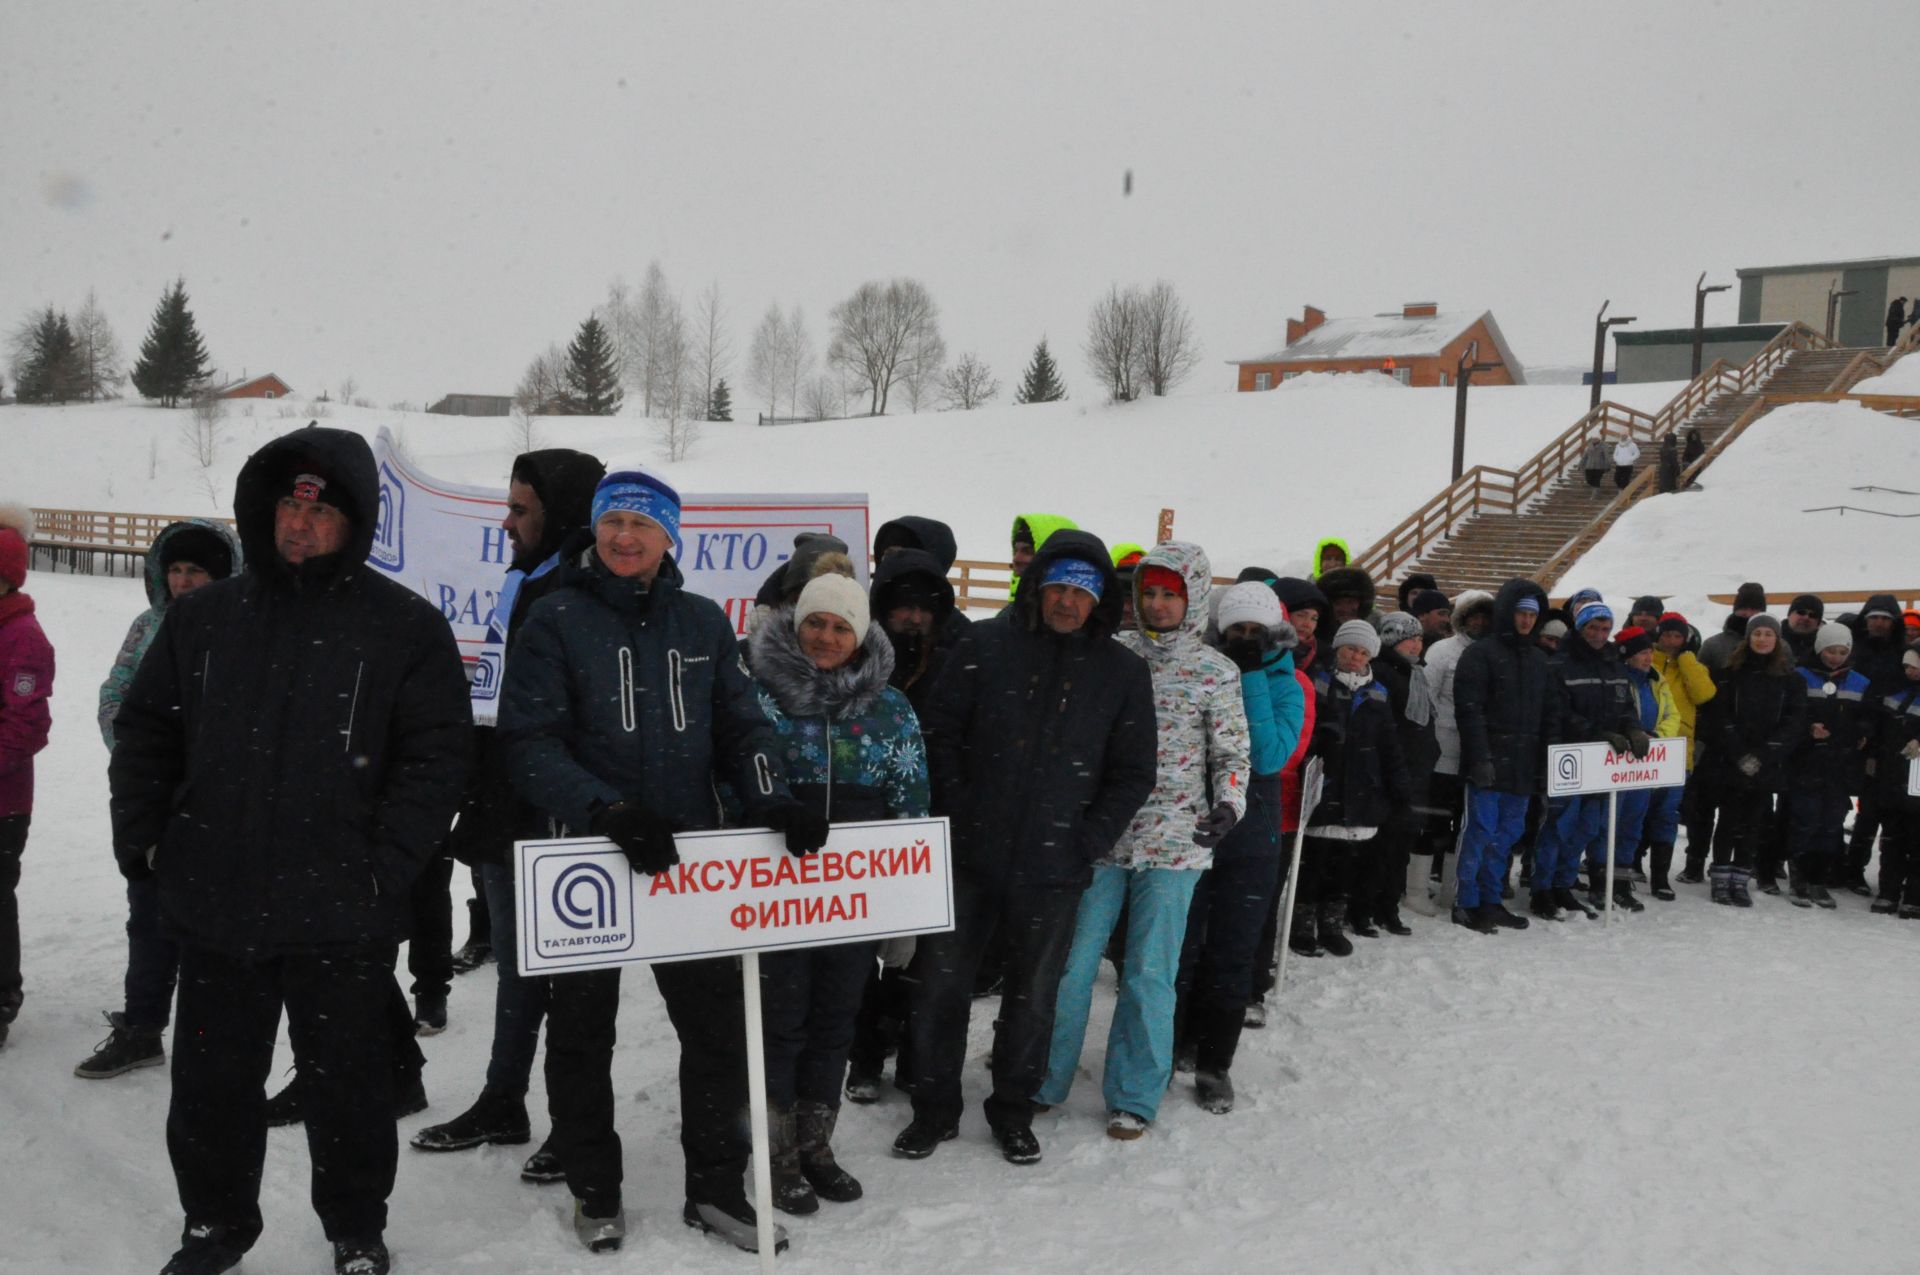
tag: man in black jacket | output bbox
[1451,578,1558,933]
[498,468,825,1255]
[894,529,1155,1166]
[411,447,604,1177]
[874,514,972,647]
[1532,600,1645,919]
[1842,594,1910,890]
[110,426,473,1275]
[869,547,956,716]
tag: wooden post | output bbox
[1156,508,1175,543]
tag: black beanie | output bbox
[1410,588,1451,616]
[1734,582,1767,611]
[1630,595,1663,618]
[1789,594,1825,621]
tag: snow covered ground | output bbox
[9,568,1920,1274]
[1849,353,1920,396]
[0,374,1686,579]
[1554,401,1920,621]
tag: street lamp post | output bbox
[1452,340,1501,482]
[1826,279,1858,342]
[1591,300,1637,410]
[1692,271,1731,378]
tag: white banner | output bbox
[513,818,954,975]
[1546,737,1688,797]
[364,427,869,722]
[1909,757,1919,798]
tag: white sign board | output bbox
[514,817,954,975]
[1546,737,1688,797]
[365,427,869,723]
[1909,758,1920,798]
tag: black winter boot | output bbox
[768,1106,817,1215]
[1194,1068,1236,1114]
[1650,841,1676,900]
[1451,904,1496,934]
[1347,904,1379,939]
[1528,889,1563,921]
[1787,860,1814,908]
[73,1010,165,1079]
[795,1100,862,1203]
[1481,902,1530,931]
[1554,886,1597,919]
[1288,903,1320,957]
[409,1087,531,1151]
[159,1224,249,1275]
[1729,868,1754,908]
[1316,902,1353,957]
[1611,879,1645,913]
[1677,854,1706,885]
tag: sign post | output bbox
[515,818,954,1269]
[1273,758,1324,987]
[1546,737,1687,924]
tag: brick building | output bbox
[1231,303,1525,389]
[210,373,292,400]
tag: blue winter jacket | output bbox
[500,550,794,834]
[1242,648,1304,777]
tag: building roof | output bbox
[1613,322,1786,346]
[209,372,290,394]
[1737,254,1920,277]
[1233,309,1525,380]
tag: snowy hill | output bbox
[2,376,1686,577]
[1554,401,1920,621]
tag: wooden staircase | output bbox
[1353,324,1906,598]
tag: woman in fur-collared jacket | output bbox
[746,573,929,1217]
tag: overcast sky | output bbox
[5,0,1917,406]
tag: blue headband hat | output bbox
[591,470,682,552]
[1040,557,1105,601]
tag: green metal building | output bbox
[1737,254,1920,348]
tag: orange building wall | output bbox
[1236,318,1517,391]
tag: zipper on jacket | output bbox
[754,752,775,797]
[342,661,364,753]
[667,649,687,732]
[618,647,636,733]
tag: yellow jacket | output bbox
[1650,647,1716,767]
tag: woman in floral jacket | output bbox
[1036,541,1251,1141]
[746,572,929,1215]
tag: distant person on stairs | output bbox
[1658,433,1681,493]
[1612,437,1640,490]
[1582,437,1609,497]
[1888,298,1907,349]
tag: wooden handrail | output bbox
[1352,321,1831,585]
[1706,589,1920,606]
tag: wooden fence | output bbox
[27,508,234,578]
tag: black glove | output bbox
[1601,731,1631,756]
[766,802,831,857]
[1626,728,1652,759]
[1471,760,1497,790]
[1223,635,1270,674]
[591,801,679,876]
[116,844,153,883]
[1192,802,1239,848]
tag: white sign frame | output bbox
[513,817,954,976]
[1546,737,1688,797]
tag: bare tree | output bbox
[691,280,732,421]
[180,389,223,469]
[601,277,644,399]
[337,375,358,406]
[939,352,1001,410]
[634,262,689,418]
[506,404,542,454]
[653,316,702,461]
[1085,284,1142,402]
[827,278,943,415]
[898,326,946,413]
[801,373,848,421]
[1135,280,1201,396]
[72,289,122,400]
[781,306,812,421]
[515,343,570,414]
[747,304,784,420]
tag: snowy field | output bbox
[8,570,1920,1275]
[0,375,1687,579]
[1556,401,1920,620]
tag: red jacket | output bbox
[1278,667,1316,832]
[0,592,54,817]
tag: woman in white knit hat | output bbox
[745,572,930,1214]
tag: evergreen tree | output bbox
[708,376,733,422]
[17,307,82,404]
[130,278,210,407]
[564,314,623,415]
[1014,336,1067,404]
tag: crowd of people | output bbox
[0,432,1918,1274]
